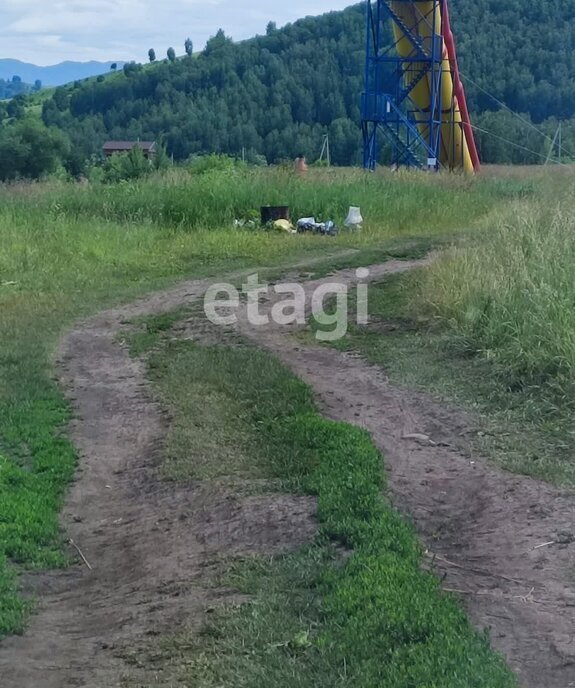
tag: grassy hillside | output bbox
[29,1,575,168]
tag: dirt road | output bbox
[1,259,574,687]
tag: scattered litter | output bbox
[233,218,258,229]
[273,219,296,234]
[296,217,338,237]
[233,204,357,237]
[345,206,363,229]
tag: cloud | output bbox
[0,0,355,65]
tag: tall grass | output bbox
[0,167,535,239]
[413,194,575,400]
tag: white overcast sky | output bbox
[1,1,355,65]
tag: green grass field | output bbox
[0,164,564,675]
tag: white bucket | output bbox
[344,206,363,228]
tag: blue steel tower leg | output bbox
[362,0,445,171]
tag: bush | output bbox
[187,153,242,175]
[100,144,169,183]
[0,120,70,181]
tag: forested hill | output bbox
[33,1,575,166]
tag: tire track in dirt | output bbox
[0,275,317,688]
[1,257,574,687]
[226,261,575,688]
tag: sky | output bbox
[0,0,354,66]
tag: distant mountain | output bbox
[0,60,125,87]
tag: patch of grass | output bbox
[123,308,192,357]
[1,167,537,239]
[148,342,270,481]
[0,555,29,639]
[292,234,443,280]
[324,270,575,486]
[134,332,515,687]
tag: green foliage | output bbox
[0,77,34,100]
[122,61,142,78]
[6,96,26,120]
[452,0,575,123]
[0,119,70,181]
[188,153,241,175]
[93,143,171,183]
[41,9,366,165]
[36,3,575,169]
[101,146,151,183]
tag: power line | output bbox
[461,72,574,160]
[461,73,553,143]
[469,123,567,166]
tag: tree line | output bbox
[1,1,574,179]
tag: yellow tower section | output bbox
[390,1,474,172]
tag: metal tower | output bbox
[362,0,480,172]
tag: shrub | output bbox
[187,153,242,175]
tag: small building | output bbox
[103,141,157,159]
